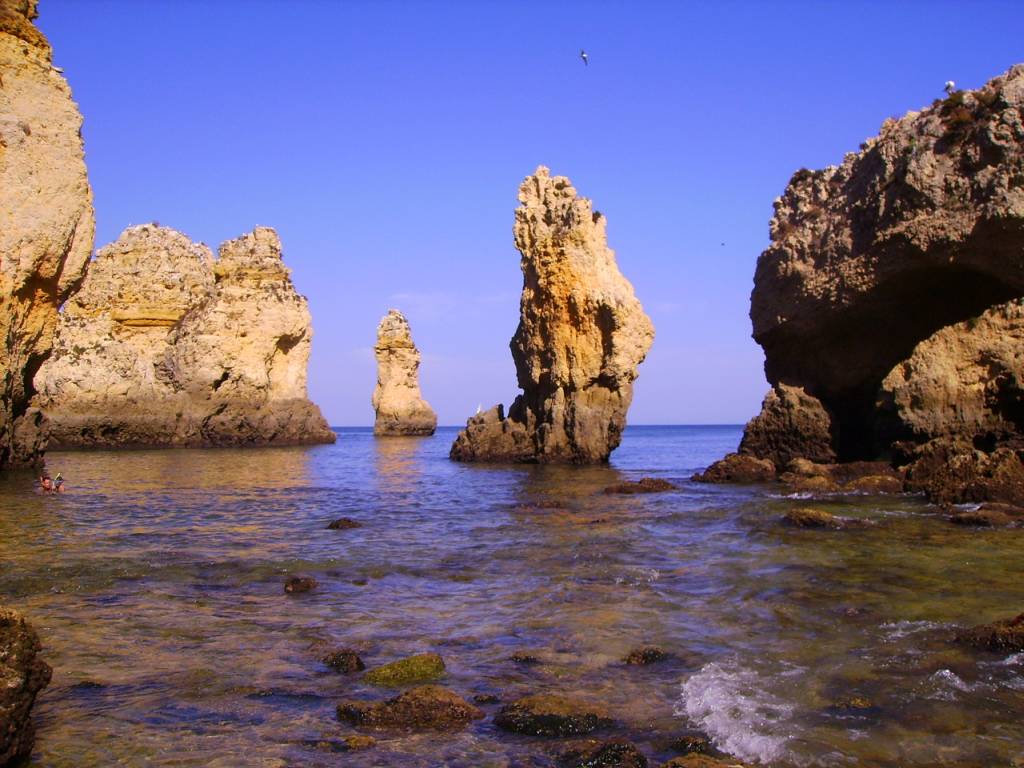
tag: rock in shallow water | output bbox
[603,478,677,495]
[363,652,445,686]
[450,166,654,464]
[693,454,775,484]
[560,738,648,768]
[956,613,1024,652]
[326,517,362,530]
[323,648,365,673]
[0,607,52,766]
[336,685,483,730]
[493,693,612,737]
[622,646,669,665]
[284,576,317,594]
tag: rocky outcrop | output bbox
[702,65,1024,502]
[34,225,334,447]
[0,607,52,766]
[451,166,654,463]
[0,0,94,468]
[372,309,436,436]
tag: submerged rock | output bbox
[660,756,749,768]
[34,226,335,448]
[956,613,1024,652]
[0,607,52,765]
[622,646,669,665]
[783,508,845,529]
[363,653,445,686]
[284,576,317,594]
[705,65,1024,501]
[336,685,483,730]
[560,738,648,768]
[326,517,362,530]
[604,478,677,495]
[494,693,612,737]
[323,649,365,673]
[372,309,437,436]
[451,166,654,464]
[667,733,711,755]
[0,0,94,468]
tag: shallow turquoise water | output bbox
[1,426,1022,767]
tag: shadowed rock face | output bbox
[34,225,335,447]
[0,607,52,765]
[372,309,436,436]
[703,65,1024,504]
[0,0,94,468]
[750,64,1024,460]
[451,166,654,464]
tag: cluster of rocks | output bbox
[700,65,1024,508]
[34,225,334,447]
[451,166,654,464]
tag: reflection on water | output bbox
[0,426,1022,767]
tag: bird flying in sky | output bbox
[580,49,589,66]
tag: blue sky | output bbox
[40,1,1022,426]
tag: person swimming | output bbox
[38,473,66,494]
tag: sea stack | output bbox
[372,309,437,436]
[450,166,654,463]
[699,64,1024,503]
[34,225,336,447]
[0,0,94,468]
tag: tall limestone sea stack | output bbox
[700,64,1024,504]
[34,225,335,447]
[372,309,437,436]
[0,0,94,468]
[451,166,654,463]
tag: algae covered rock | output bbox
[451,166,654,464]
[336,685,483,730]
[0,607,52,765]
[323,648,365,673]
[560,738,648,768]
[494,693,612,737]
[363,652,445,686]
[604,478,677,495]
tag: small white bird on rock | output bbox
[944,80,956,95]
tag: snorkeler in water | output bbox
[38,473,66,494]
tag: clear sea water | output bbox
[1,426,1023,767]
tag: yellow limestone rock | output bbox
[372,309,437,436]
[0,0,94,467]
[451,166,654,463]
[34,225,335,447]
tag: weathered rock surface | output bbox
[0,0,94,468]
[0,607,52,765]
[451,166,654,464]
[372,309,436,436]
[34,225,334,447]
[703,65,1024,502]
[956,613,1024,652]
[560,738,648,768]
[363,653,445,687]
[494,693,612,737]
[337,685,483,730]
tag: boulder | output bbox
[336,685,483,730]
[323,649,365,673]
[902,439,1024,505]
[560,738,648,768]
[693,453,775,484]
[0,0,94,468]
[738,385,836,467]
[372,309,437,436]
[0,607,52,765]
[956,613,1024,652]
[622,646,668,665]
[34,226,335,447]
[451,167,654,463]
[493,693,612,737]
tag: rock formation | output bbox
[700,65,1024,503]
[34,225,335,447]
[0,0,94,468]
[450,166,653,463]
[372,309,436,436]
[0,607,52,766]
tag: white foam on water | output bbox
[879,619,946,641]
[676,661,796,765]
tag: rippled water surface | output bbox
[2,426,1023,767]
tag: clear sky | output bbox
[39,1,1022,427]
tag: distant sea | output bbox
[1,425,1022,767]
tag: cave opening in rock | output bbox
[763,266,1022,461]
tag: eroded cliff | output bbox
[701,65,1024,504]
[0,0,94,467]
[451,166,653,463]
[34,225,335,447]
[372,309,436,436]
